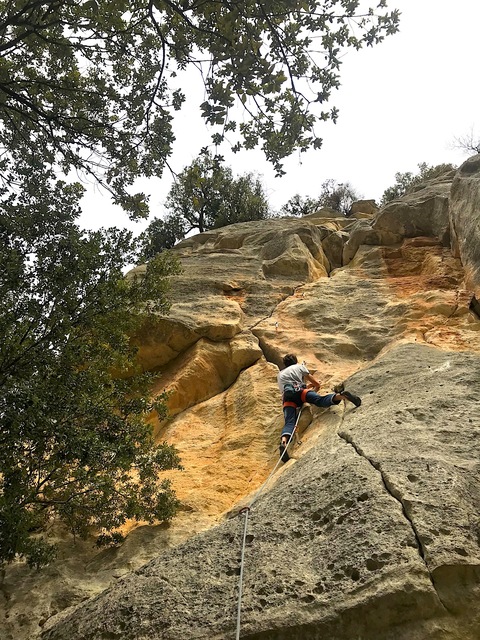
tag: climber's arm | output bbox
[305,373,320,391]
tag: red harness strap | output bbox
[300,388,309,402]
[282,401,298,409]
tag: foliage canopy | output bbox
[281,179,361,217]
[0,0,399,214]
[280,193,323,218]
[0,172,182,567]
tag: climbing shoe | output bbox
[342,390,361,407]
[279,444,290,463]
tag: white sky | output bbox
[79,0,480,234]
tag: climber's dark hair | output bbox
[283,354,298,368]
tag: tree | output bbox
[0,171,183,567]
[280,194,322,217]
[281,180,361,217]
[140,215,187,261]
[316,179,361,215]
[141,152,270,256]
[0,0,400,214]
[213,171,270,229]
[380,162,456,205]
[451,127,480,155]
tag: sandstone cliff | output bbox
[3,157,480,640]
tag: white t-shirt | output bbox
[277,363,309,392]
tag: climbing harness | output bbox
[234,407,303,640]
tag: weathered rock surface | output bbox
[342,173,455,269]
[150,331,263,424]
[342,218,402,265]
[4,163,480,640]
[254,236,479,387]
[157,358,282,518]
[41,344,480,640]
[131,218,333,372]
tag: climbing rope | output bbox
[234,407,303,640]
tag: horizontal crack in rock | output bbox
[337,429,451,613]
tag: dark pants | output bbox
[281,387,339,439]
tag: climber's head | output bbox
[282,354,298,368]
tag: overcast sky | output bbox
[79,0,480,233]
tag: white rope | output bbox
[234,407,303,639]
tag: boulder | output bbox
[261,229,329,279]
[349,199,378,216]
[342,219,402,265]
[373,174,453,245]
[321,229,349,270]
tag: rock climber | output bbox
[277,354,361,462]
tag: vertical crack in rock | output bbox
[252,333,278,366]
[337,429,451,613]
[248,287,297,332]
[249,283,307,365]
[446,289,460,320]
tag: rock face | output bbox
[4,160,480,640]
[41,344,480,640]
[450,154,480,298]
